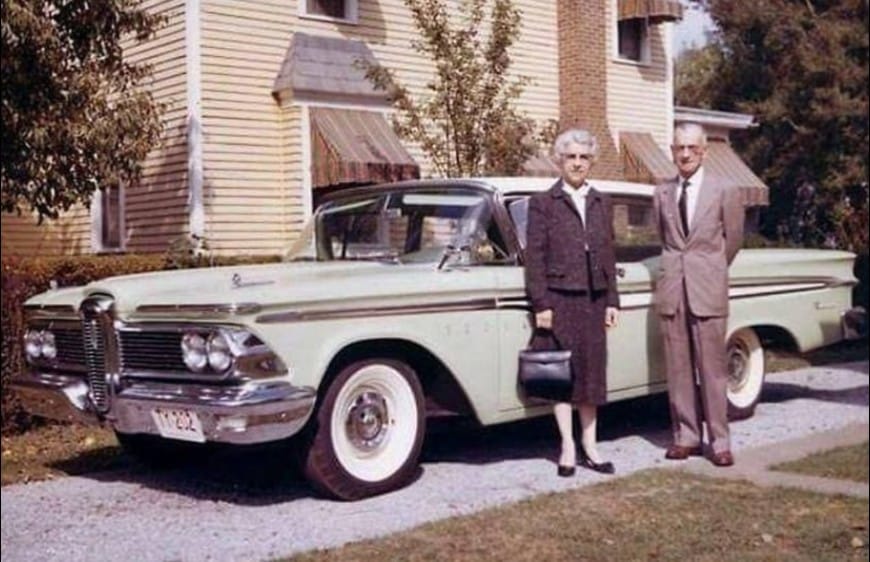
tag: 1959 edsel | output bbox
[12,178,864,499]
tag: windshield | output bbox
[286,188,509,264]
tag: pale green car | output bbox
[13,178,863,499]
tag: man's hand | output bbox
[605,307,619,329]
[535,309,553,330]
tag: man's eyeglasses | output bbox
[672,144,704,153]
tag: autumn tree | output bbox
[1,0,165,222]
[676,0,868,254]
[363,0,545,177]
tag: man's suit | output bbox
[653,170,744,454]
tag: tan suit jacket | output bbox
[653,172,744,317]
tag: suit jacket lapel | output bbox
[690,176,718,237]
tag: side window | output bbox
[612,196,660,262]
[92,184,124,252]
[508,197,529,249]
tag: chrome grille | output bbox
[53,328,86,366]
[79,295,115,413]
[118,331,186,372]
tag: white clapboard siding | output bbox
[605,2,673,150]
[197,0,558,255]
[0,0,188,256]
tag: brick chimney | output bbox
[557,0,621,180]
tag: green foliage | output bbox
[1,0,166,223]
[361,0,544,177]
[678,0,869,254]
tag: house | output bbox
[1,0,767,257]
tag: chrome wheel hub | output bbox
[728,344,748,389]
[345,391,389,452]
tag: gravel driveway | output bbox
[2,361,868,562]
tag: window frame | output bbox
[299,0,359,24]
[615,17,650,64]
[90,184,126,253]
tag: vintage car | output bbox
[12,178,864,500]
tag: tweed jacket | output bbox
[525,180,620,312]
[652,171,744,317]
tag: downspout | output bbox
[665,21,675,147]
[186,0,204,238]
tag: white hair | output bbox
[553,128,598,159]
[673,122,708,146]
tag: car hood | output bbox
[25,261,496,317]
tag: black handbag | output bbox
[518,330,573,401]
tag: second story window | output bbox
[617,18,648,62]
[302,0,358,22]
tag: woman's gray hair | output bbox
[553,128,598,159]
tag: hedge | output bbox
[1,252,279,435]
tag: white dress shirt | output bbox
[563,181,591,249]
[675,166,705,229]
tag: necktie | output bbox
[678,180,689,234]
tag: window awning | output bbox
[522,154,560,177]
[618,0,683,23]
[310,108,420,188]
[621,132,677,184]
[704,140,769,206]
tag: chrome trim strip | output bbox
[135,303,263,316]
[256,298,497,324]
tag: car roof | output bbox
[474,177,655,197]
[317,177,656,206]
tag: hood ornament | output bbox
[231,273,275,289]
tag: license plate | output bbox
[151,407,206,443]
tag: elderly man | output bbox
[653,122,744,467]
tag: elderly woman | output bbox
[524,128,621,476]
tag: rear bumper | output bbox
[10,371,317,445]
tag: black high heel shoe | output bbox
[557,464,576,477]
[579,446,615,475]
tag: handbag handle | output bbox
[529,328,563,351]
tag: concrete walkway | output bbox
[676,422,869,499]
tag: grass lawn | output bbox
[773,442,870,484]
[284,470,869,562]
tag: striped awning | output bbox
[310,108,420,188]
[522,154,560,177]
[704,140,769,206]
[618,0,683,22]
[621,132,677,184]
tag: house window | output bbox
[617,18,648,62]
[93,185,124,251]
[302,0,358,22]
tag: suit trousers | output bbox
[660,289,730,454]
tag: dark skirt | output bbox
[534,288,609,405]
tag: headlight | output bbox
[41,331,57,360]
[181,332,208,372]
[207,332,233,373]
[24,330,43,360]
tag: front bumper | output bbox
[10,371,317,445]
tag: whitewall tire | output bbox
[726,327,765,420]
[301,359,425,500]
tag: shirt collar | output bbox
[680,166,705,189]
[562,181,590,196]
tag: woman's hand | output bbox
[535,309,553,330]
[605,307,619,329]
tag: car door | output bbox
[494,193,666,413]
